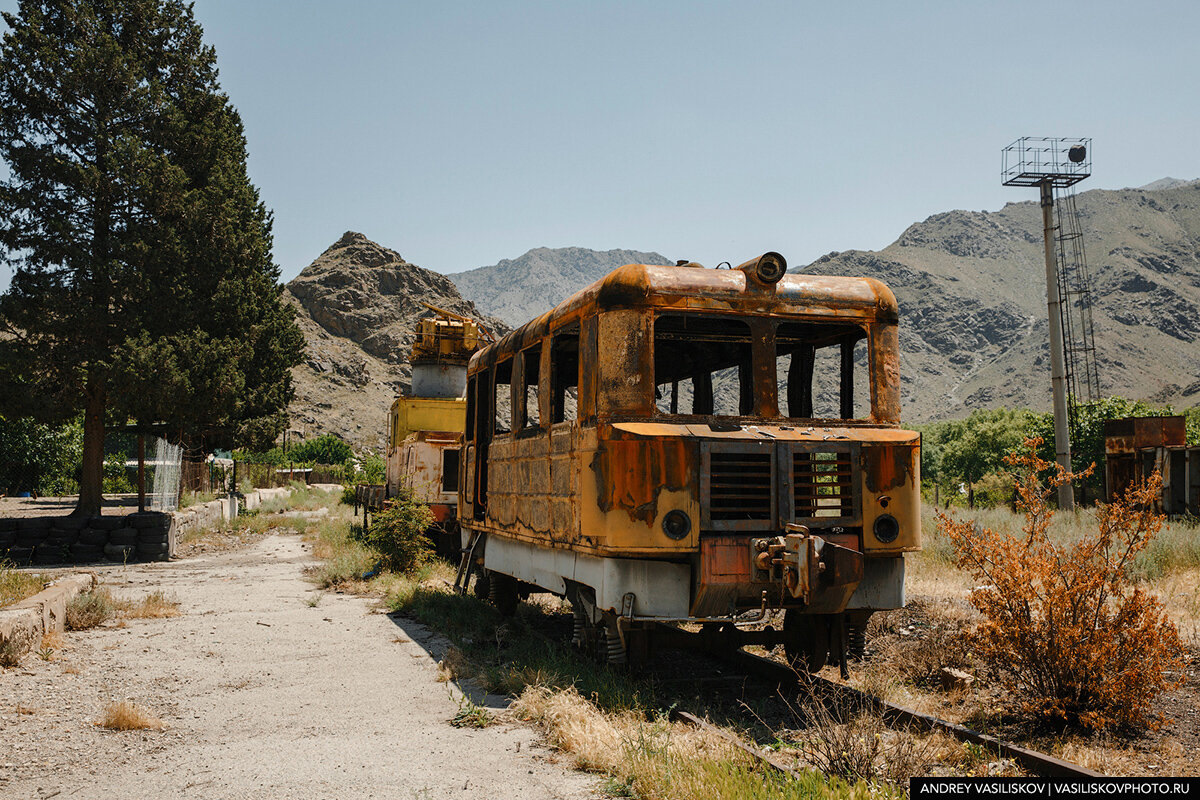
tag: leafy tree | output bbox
[933,407,1032,508]
[0,414,82,495]
[285,434,354,465]
[0,0,302,515]
[1184,406,1200,446]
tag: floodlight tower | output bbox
[1002,137,1092,511]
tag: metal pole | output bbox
[137,434,146,513]
[1040,181,1074,510]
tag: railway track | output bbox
[671,647,1102,780]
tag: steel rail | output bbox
[725,649,1102,779]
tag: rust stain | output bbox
[864,443,913,494]
[590,437,692,525]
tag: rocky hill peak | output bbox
[317,230,408,270]
[282,233,505,450]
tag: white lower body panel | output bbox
[483,536,692,618]
[847,556,905,610]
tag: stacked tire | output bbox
[0,519,16,563]
[73,523,109,564]
[131,513,170,562]
[12,518,50,566]
[37,517,82,565]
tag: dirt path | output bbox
[0,533,599,799]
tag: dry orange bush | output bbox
[939,438,1185,731]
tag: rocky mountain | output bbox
[283,232,505,451]
[450,247,673,325]
[804,180,1200,422]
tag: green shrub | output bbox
[358,489,434,574]
[66,589,116,630]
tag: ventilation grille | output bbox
[708,451,773,521]
[793,450,853,518]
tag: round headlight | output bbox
[873,513,899,544]
[662,510,691,540]
[735,252,788,285]
[755,252,787,283]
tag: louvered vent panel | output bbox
[793,450,854,518]
[708,451,773,521]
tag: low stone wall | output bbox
[168,497,232,544]
[0,573,96,659]
[0,513,173,566]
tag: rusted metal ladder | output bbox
[452,529,485,594]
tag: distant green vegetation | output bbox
[234,434,384,486]
[920,397,1197,509]
[235,433,354,466]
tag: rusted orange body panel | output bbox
[460,260,919,617]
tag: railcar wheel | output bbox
[783,609,831,672]
[487,570,520,617]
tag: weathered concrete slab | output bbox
[0,572,96,658]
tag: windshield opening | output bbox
[653,315,752,417]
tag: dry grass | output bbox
[118,590,181,619]
[66,587,181,630]
[866,599,974,690]
[437,645,474,683]
[513,685,736,772]
[511,686,886,799]
[780,693,941,786]
[97,700,165,731]
[0,562,49,608]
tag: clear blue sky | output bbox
[2,0,1197,286]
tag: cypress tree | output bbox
[0,0,303,515]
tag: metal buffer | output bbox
[1002,137,1099,510]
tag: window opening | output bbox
[494,358,512,434]
[776,322,868,420]
[654,314,752,417]
[521,343,542,428]
[441,449,460,493]
[550,327,579,423]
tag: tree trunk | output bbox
[74,378,106,517]
[967,480,975,510]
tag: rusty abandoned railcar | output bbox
[456,253,920,669]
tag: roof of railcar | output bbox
[468,262,899,371]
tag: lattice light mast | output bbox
[1002,137,1092,511]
